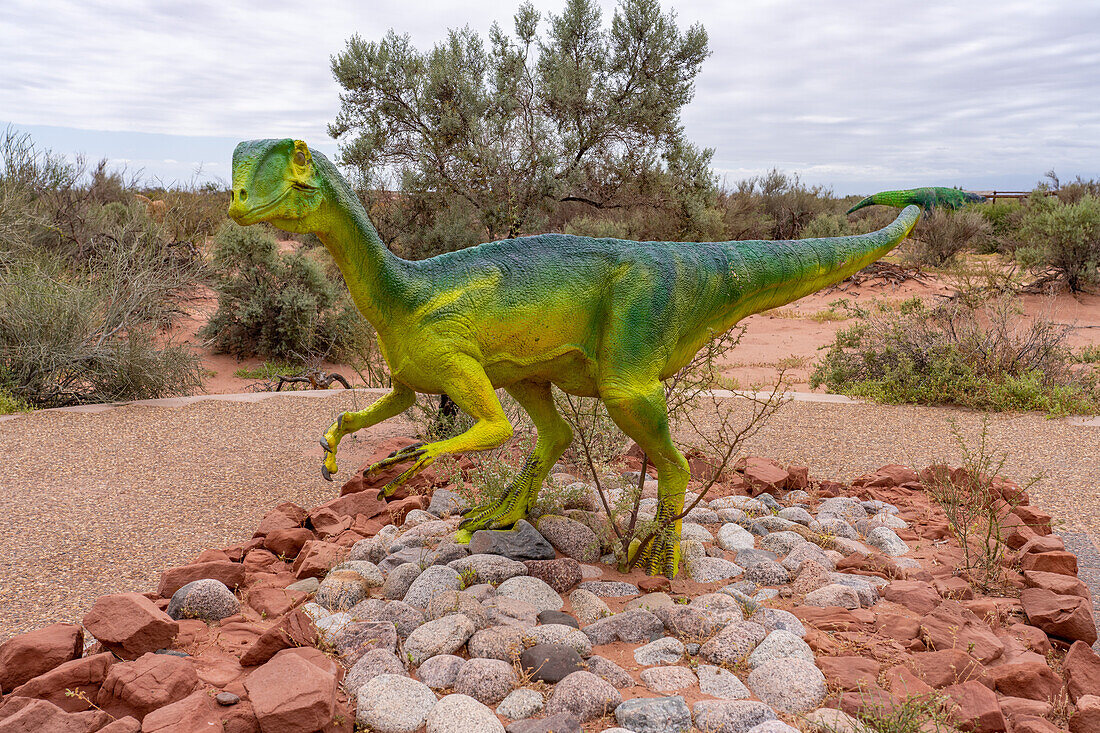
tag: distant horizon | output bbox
[5,1,1097,199]
[3,120,1070,199]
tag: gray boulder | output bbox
[404,613,476,666]
[316,570,371,611]
[699,621,766,666]
[582,610,663,645]
[427,693,504,733]
[747,657,826,714]
[417,654,466,690]
[496,688,544,720]
[166,579,239,621]
[448,554,528,584]
[356,674,438,733]
[537,515,601,562]
[632,636,685,666]
[693,700,777,733]
[544,670,622,723]
[866,526,909,556]
[495,576,563,612]
[454,657,516,705]
[614,696,691,733]
[639,665,697,692]
[382,562,423,600]
[404,565,462,609]
[343,648,407,697]
[469,520,554,560]
[584,655,633,688]
[697,664,751,699]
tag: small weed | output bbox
[1075,344,1100,364]
[64,688,115,719]
[922,418,1040,593]
[851,690,953,733]
[457,566,478,590]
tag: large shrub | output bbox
[201,222,361,360]
[1018,195,1100,292]
[811,297,1098,414]
[902,209,990,267]
[0,129,205,407]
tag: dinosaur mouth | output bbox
[229,183,316,225]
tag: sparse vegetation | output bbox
[811,296,1099,415]
[922,419,1038,592]
[233,362,299,380]
[903,208,991,268]
[558,328,788,574]
[0,129,206,408]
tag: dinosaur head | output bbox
[228,139,324,232]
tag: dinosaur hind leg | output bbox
[600,378,690,578]
[457,380,573,542]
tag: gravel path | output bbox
[1,390,1097,641]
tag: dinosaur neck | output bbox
[311,161,413,332]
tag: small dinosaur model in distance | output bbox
[228,138,947,577]
[847,186,985,214]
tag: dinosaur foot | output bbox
[455,482,536,540]
[629,532,682,579]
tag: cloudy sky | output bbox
[3,0,1097,194]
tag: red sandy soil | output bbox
[174,248,1100,396]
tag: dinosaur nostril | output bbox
[239,189,248,202]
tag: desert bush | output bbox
[0,131,206,406]
[902,209,991,267]
[201,222,362,360]
[0,386,31,415]
[1018,195,1100,292]
[799,212,852,239]
[0,248,202,407]
[811,296,1099,414]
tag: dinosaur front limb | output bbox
[370,358,514,499]
[320,383,416,480]
[456,380,573,542]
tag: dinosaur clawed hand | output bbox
[369,443,433,500]
[319,414,347,482]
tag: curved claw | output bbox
[320,439,332,452]
[321,464,333,482]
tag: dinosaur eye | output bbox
[294,151,306,166]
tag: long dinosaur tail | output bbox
[723,203,921,322]
[846,186,986,214]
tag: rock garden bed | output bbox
[1,435,1098,733]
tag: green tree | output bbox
[329,0,713,250]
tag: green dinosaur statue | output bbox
[227,138,938,577]
[847,187,985,214]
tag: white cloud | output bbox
[2,0,1097,193]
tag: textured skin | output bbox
[228,138,923,577]
[846,187,986,214]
